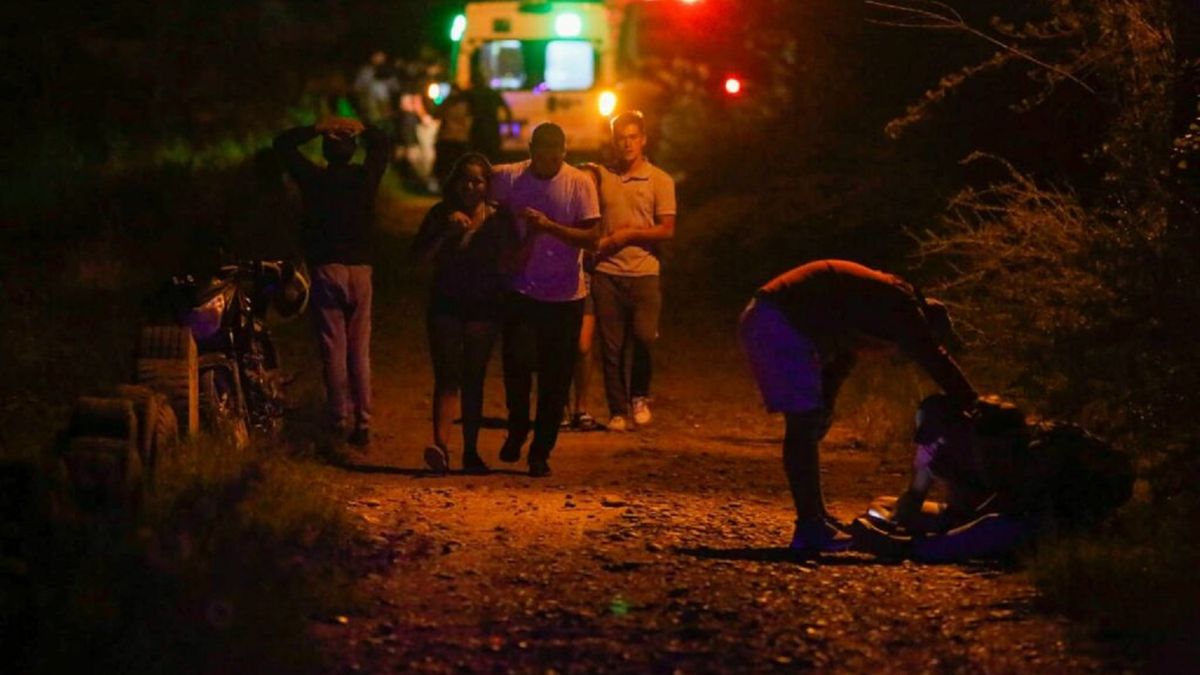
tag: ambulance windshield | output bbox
[477,39,596,92]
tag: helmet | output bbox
[914,394,964,444]
[272,261,310,319]
[974,395,1026,438]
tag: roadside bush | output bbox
[1029,490,1200,652]
[872,0,1198,654]
[18,435,357,675]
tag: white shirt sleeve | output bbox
[489,164,516,206]
[575,172,601,224]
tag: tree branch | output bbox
[865,0,1097,95]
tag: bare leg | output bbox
[461,319,499,455]
[427,313,465,452]
[432,388,457,451]
[572,313,595,415]
[783,410,829,522]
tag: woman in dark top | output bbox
[413,153,514,474]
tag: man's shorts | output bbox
[738,297,823,414]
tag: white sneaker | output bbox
[631,397,652,426]
[607,415,631,432]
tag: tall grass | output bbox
[14,435,358,675]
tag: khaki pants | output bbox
[592,272,661,417]
[311,264,373,430]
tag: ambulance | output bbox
[448,0,624,154]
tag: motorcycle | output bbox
[148,259,309,446]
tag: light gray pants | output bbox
[311,264,373,430]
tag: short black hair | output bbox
[530,122,566,148]
[322,135,357,164]
[610,110,646,135]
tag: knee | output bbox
[633,325,658,345]
[784,410,831,444]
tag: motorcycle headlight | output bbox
[185,293,226,340]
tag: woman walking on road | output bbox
[413,153,514,474]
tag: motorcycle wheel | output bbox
[201,368,250,450]
[134,325,199,436]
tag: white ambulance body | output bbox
[452,0,622,154]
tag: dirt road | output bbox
[296,193,1131,674]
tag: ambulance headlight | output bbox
[598,90,617,117]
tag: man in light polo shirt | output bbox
[592,111,677,431]
[490,123,602,477]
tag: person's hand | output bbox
[316,117,365,139]
[448,211,473,234]
[523,207,553,231]
[961,395,983,422]
[892,491,923,530]
[597,229,632,256]
[596,233,625,256]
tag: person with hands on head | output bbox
[412,153,515,475]
[273,115,390,449]
[737,259,978,557]
[488,122,602,477]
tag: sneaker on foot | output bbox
[499,434,525,463]
[528,458,552,478]
[574,412,599,432]
[846,517,913,558]
[631,397,652,426]
[606,415,631,432]
[789,518,854,556]
[461,451,490,475]
[347,427,371,448]
[423,444,449,475]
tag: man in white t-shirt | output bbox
[591,111,677,431]
[489,123,602,477]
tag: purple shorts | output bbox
[738,297,823,414]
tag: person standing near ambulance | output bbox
[591,111,676,431]
[489,123,602,477]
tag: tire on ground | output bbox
[71,396,137,440]
[136,362,198,439]
[114,384,180,481]
[63,397,142,513]
[63,436,143,514]
[137,325,196,361]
